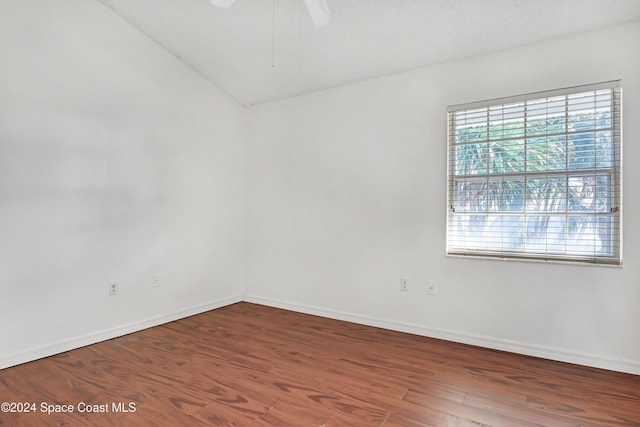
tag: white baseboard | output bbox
[5,293,639,375]
[244,294,640,375]
[0,294,242,370]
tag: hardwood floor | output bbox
[1,302,639,426]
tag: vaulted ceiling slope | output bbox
[98,0,640,106]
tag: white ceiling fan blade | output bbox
[303,0,332,28]
[210,0,237,8]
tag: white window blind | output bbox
[447,81,622,265]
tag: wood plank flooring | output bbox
[1,302,639,426]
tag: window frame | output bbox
[446,81,622,266]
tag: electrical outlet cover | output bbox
[108,281,118,296]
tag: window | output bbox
[447,81,622,265]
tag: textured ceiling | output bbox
[98,0,640,106]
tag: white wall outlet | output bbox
[400,278,408,292]
[108,281,118,296]
[152,275,160,288]
[427,281,438,296]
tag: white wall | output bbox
[1,1,637,375]
[246,22,640,373]
[0,0,245,368]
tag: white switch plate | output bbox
[427,281,438,295]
